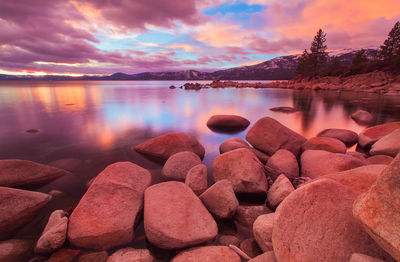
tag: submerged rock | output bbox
[265,149,299,181]
[269,106,299,113]
[67,162,151,250]
[358,122,400,148]
[317,128,358,147]
[370,128,400,157]
[134,132,205,161]
[185,164,207,195]
[162,151,201,181]
[144,181,217,249]
[171,246,241,262]
[35,210,68,254]
[207,115,250,128]
[351,110,375,125]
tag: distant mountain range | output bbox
[0,48,379,81]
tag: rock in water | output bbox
[0,239,34,262]
[300,150,365,179]
[144,181,217,249]
[317,128,358,147]
[185,164,207,195]
[370,128,400,157]
[353,153,400,261]
[272,179,392,262]
[171,246,241,262]
[0,187,51,238]
[134,132,205,161]
[265,149,299,181]
[301,137,346,154]
[212,148,268,194]
[108,248,155,262]
[207,115,250,128]
[246,117,306,157]
[162,151,201,181]
[351,110,375,125]
[67,162,151,250]
[0,159,69,187]
[35,210,68,254]
[358,122,400,148]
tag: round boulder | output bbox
[267,175,295,209]
[253,213,275,252]
[358,122,400,148]
[317,128,358,147]
[108,248,155,262]
[185,164,207,195]
[265,149,299,181]
[162,151,201,181]
[207,115,250,128]
[370,128,400,157]
[171,246,241,262]
[35,210,68,254]
[351,110,374,125]
[367,155,393,165]
[302,137,346,154]
[219,137,250,154]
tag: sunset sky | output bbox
[1,0,399,76]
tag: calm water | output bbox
[1,80,400,258]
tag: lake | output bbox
[1,80,400,258]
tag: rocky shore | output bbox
[1,114,400,261]
[179,71,400,95]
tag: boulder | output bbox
[248,251,277,262]
[370,128,400,157]
[207,115,250,128]
[317,128,358,147]
[269,106,298,113]
[0,159,69,187]
[250,148,270,164]
[77,251,108,262]
[144,181,217,249]
[49,248,80,262]
[185,164,207,195]
[219,137,250,154]
[107,248,155,262]
[253,213,275,252]
[347,151,367,161]
[0,239,34,262]
[353,153,400,261]
[267,175,295,209]
[67,162,151,250]
[35,210,68,254]
[292,176,313,189]
[367,155,393,165]
[235,205,272,228]
[272,179,392,262]
[218,235,240,246]
[300,150,365,179]
[162,151,201,181]
[212,148,268,194]
[351,110,375,125]
[350,253,385,262]
[246,117,306,157]
[171,246,241,262]
[134,132,205,161]
[0,187,51,238]
[301,137,346,154]
[239,238,262,258]
[200,180,239,219]
[358,122,400,148]
[265,149,299,181]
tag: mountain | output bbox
[0,48,379,81]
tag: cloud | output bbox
[248,36,307,54]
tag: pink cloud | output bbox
[248,36,307,54]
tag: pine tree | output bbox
[296,49,311,76]
[380,21,400,65]
[352,49,368,65]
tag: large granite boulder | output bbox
[246,117,306,157]
[253,213,275,252]
[67,162,151,250]
[0,159,69,187]
[272,179,392,262]
[353,153,400,261]
[301,137,346,154]
[300,150,365,179]
[0,187,51,238]
[350,253,385,262]
[317,128,358,147]
[134,132,205,161]
[144,181,217,249]
[35,210,68,254]
[162,151,201,181]
[200,179,239,219]
[265,149,299,181]
[267,174,295,209]
[185,164,207,195]
[351,110,375,125]
[219,137,250,154]
[171,246,241,262]
[358,122,400,148]
[0,239,34,262]
[212,148,268,194]
[108,248,155,262]
[207,115,250,128]
[370,128,400,157]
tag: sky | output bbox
[0,0,399,76]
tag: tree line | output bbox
[295,21,400,77]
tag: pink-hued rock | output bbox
[351,110,375,125]
[49,248,80,262]
[185,164,207,195]
[77,251,108,262]
[35,210,68,254]
[367,155,393,165]
[267,175,295,209]
[317,128,359,147]
[0,187,51,238]
[246,117,306,157]
[162,151,201,181]
[171,246,241,262]
[370,128,400,157]
[207,115,250,128]
[0,159,69,187]
[320,165,387,195]
[353,153,400,261]
[265,149,299,181]
[350,253,385,262]
[250,148,270,164]
[358,122,400,148]
[144,182,217,250]
[302,137,346,154]
[134,132,205,161]
[200,180,239,219]
[292,176,313,189]
[249,251,277,262]
[272,179,392,262]
[253,213,276,252]
[0,239,34,262]
[235,205,272,228]
[239,238,263,258]
[67,162,151,250]
[300,150,365,179]
[108,248,155,262]
[219,137,250,154]
[212,148,268,194]
[347,151,367,161]
[269,106,298,113]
